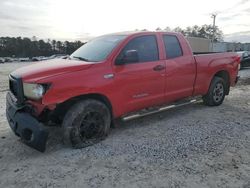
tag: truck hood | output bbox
[11,59,95,82]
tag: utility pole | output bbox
[211,13,217,52]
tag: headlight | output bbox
[23,83,46,100]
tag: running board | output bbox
[122,98,202,121]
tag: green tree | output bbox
[0,37,85,58]
[164,27,171,31]
[184,25,223,41]
[173,27,185,35]
[51,40,56,52]
[56,41,63,52]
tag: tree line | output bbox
[0,37,85,58]
[0,24,223,58]
[140,24,223,42]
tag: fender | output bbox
[194,53,239,95]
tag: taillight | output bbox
[234,55,241,64]
[233,55,241,71]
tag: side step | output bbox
[122,97,202,121]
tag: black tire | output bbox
[62,99,111,148]
[202,76,227,106]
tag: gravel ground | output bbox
[0,62,250,188]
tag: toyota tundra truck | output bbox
[6,31,240,152]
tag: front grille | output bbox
[9,75,24,105]
[9,76,18,96]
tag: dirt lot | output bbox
[0,62,250,188]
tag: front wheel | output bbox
[62,99,111,148]
[202,76,226,106]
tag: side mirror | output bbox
[115,50,139,65]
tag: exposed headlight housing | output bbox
[23,83,46,100]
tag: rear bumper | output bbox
[6,92,49,152]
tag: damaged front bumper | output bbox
[6,92,49,152]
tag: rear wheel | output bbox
[202,76,226,106]
[62,99,111,148]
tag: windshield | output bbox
[70,35,126,62]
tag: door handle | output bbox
[153,65,165,71]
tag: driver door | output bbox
[112,35,166,114]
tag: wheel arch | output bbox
[48,93,113,124]
[213,70,230,95]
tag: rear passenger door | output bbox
[113,35,166,113]
[162,34,196,102]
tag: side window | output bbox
[117,35,159,63]
[163,35,183,59]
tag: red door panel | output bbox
[165,55,196,102]
[161,34,196,102]
[113,60,165,114]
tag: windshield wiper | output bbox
[72,56,90,62]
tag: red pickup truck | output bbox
[6,31,240,152]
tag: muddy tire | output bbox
[202,76,226,106]
[62,99,111,148]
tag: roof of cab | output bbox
[105,31,181,36]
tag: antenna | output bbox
[210,13,218,51]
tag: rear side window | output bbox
[163,35,183,59]
[118,35,159,63]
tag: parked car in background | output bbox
[4,57,14,62]
[48,54,68,59]
[32,56,46,61]
[236,51,250,69]
[0,58,5,63]
[32,54,68,62]
[19,57,30,62]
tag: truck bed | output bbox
[193,51,239,96]
[193,52,224,55]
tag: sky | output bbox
[0,0,250,42]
